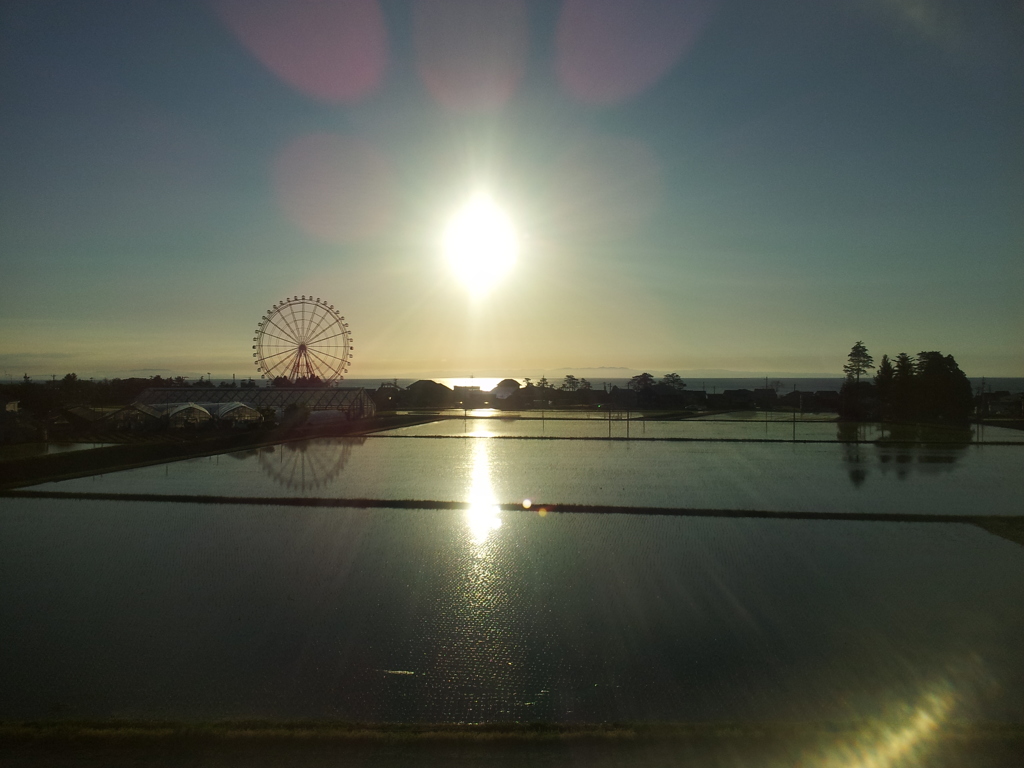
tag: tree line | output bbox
[371,372,693,411]
[0,373,251,417]
[840,341,973,422]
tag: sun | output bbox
[443,193,518,296]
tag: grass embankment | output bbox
[980,418,1024,432]
[0,491,1013,523]
[1,720,1022,768]
[2,719,1021,743]
[5,489,1023,546]
[0,414,437,491]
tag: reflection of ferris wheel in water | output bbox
[253,296,353,382]
[256,438,363,491]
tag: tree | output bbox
[891,352,916,420]
[840,342,875,420]
[875,354,894,387]
[874,354,894,416]
[628,373,655,392]
[627,372,657,408]
[537,376,550,389]
[579,378,592,391]
[662,373,686,390]
[893,352,915,381]
[54,372,86,406]
[914,351,972,422]
[561,374,579,392]
[843,341,874,383]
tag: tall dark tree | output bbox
[874,354,894,417]
[843,341,875,383]
[840,342,875,420]
[892,352,916,420]
[561,374,579,392]
[893,352,916,380]
[662,373,686,390]
[628,373,656,392]
[915,351,973,422]
[628,373,657,408]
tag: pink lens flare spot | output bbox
[274,133,393,243]
[556,0,716,106]
[215,0,388,103]
[415,0,529,111]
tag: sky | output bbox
[1,0,1021,382]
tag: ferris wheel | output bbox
[256,438,363,491]
[252,296,353,383]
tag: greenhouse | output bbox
[162,403,212,429]
[136,387,375,420]
[209,402,263,426]
[106,403,162,432]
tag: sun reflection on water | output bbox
[441,434,521,720]
[465,438,502,547]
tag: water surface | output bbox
[1,498,1021,723]
[31,435,1024,516]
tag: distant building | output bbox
[492,379,521,401]
[778,390,816,408]
[722,389,754,407]
[453,385,485,408]
[406,380,454,408]
[705,393,726,409]
[63,406,107,428]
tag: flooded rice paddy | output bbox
[1,417,1022,724]
[28,424,1024,516]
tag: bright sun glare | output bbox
[444,193,518,296]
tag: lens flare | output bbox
[214,0,388,103]
[556,0,716,105]
[414,0,528,111]
[808,683,956,768]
